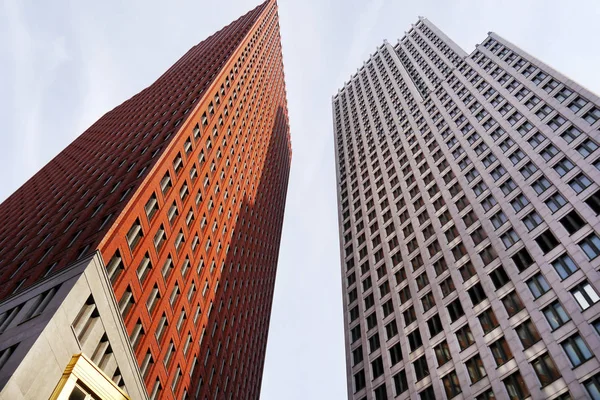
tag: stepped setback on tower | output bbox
[0,0,291,399]
[333,17,600,400]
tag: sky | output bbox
[1,0,600,398]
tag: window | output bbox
[447,299,464,322]
[501,229,520,249]
[427,314,443,337]
[393,370,408,396]
[522,211,543,232]
[468,283,487,306]
[579,234,600,260]
[562,334,593,367]
[466,354,486,383]
[476,390,496,400]
[571,281,600,310]
[552,253,579,279]
[577,138,599,158]
[491,211,508,229]
[153,225,166,253]
[403,306,416,326]
[527,273,550,299]
[532,176,551,195]
[435,341,451,366]
[543,301,570,330]
[509,149,525,165]
[460,261,477,282]
[501,178,518,196]
[587,190,600,215]
[585,374,600,400]
[520,161,538,179]
[490,337,512,366]
[478,308,499,334]
[408,329,423,352]
[540,144,559,161]
[511,193,529,213]
[145,194,158,220]
[368,333,380,353]
[535,229,559,254]
[126,219,143,251]
[560,210,585,234]
[502,291,524,317]
[489,265,510,289]
[568,95,589,113]
[146,285,161,315]
[389,341,403,366]
[160,172,172,194]
[414,356,429,381]
[479,245,498,266]
[545,192,568,213]
[532,353,561,386]
[167,202,178,225]
[504,371,530,400]
[352,346,363,366]
[442,371,462,399]
[516,319,541,349]
[373,384,387,400]
[419,386,435,400]
[569,173,593,194]
[512,247,534,272]
[584,107,600,125]
[555,86,573,103]
[354,370,365,392]
[561,125,582,143]
[440,277,455,297]
[371,356,384,379]
[456,324,475,350]
[553,157,575,177]
[548,114,567,131]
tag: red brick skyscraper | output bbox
[0,1,290,399]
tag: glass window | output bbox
[502,291,524,317]
[569,173,593,194]
[503,371,530,400]
[562,334,593,367]
[516,319,541,349]
[434,341,452,366]
[442,370,462,399]
[393,370,408,396]
[531,353,561,386]
[571,281,600,310]
[526,273,550,299]
[490,337,513,366]
[456,324,475,350]
[478,308,499,335]
[585,374,600,400]
[466,354,486,383]
[522,211,543,232]
[543,301,570,330]
[552,253,579,280]
[579,234,600,260]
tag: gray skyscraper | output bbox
[333,17,600,400]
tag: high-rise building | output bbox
[333,17,600,400]
[0,0,290,399]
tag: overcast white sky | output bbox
[1,0,600,399]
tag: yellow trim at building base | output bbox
[49,354,130,400]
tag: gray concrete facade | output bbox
[333,17,600,400]
[0,252,148,400]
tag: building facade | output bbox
[0,0,291,399]
[333,17,600,400]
